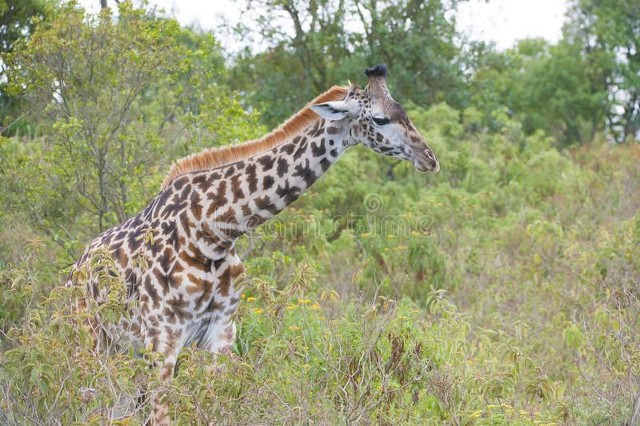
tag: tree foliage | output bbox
[0,0,51,134]
[564,0,640,143]
[8,3,186,230]
[226,0,467,126]
[2,1,264,258]
[470,38,612,145]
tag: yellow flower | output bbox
[253,308,263,315]
[470,410,483,419]
[247,296,256,302]
[310,303,321,311]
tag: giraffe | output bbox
[67,64,439,424]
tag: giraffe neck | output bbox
[186,119,352,249]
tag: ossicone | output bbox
[364,64,387,79]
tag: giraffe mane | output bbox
[161,85,350,190]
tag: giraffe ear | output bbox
[310,100,358,121]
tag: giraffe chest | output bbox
[134,250,244,353]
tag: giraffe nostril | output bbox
[430,158,440,173]
[421,149,439,172]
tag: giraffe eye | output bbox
[372,116,390,126]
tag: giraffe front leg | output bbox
[145,335,181,426]
[203,251,246,356]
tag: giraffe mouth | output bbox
[414,152,440,173]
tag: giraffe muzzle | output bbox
[414,149,440,173]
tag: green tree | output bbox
[351,0,468,108]
[226,0,468,127]
[7,2,189,233]
[565,0,640,143]
[3,1,264,260]
[469,38,611,145]
[0,0,51,135]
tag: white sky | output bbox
[78,0,568,51]
[457,0,567,49]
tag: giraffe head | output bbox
[310,64,439,173]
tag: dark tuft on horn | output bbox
[364,64,387,78]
